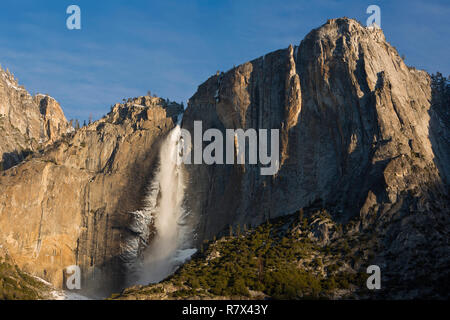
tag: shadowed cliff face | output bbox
[0,96,183,294]
[182,18,449,242]
[0,67,73,170]
[429,73,450,186]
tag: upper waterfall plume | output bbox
[124,124,196,286]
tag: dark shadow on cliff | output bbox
[428,72,450,187]
[1,149,33,170]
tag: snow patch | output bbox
[31,275,91,300]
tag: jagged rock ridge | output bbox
[0,67,73,169]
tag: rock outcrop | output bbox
[182,18,449,297]
[0,95,183,293]
[0,67,72,170]
[34,94,74,144]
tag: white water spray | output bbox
[125,124,196,285]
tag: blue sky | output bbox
[0,0,448,121]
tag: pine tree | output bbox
[299,208,304,222]
[431,72,450,109]
[258,256,264,282]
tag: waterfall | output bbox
[123,123,196,286]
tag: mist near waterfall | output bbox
[128,125,196,286]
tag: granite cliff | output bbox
[0,95,183,294]
[181,18,449,297]
[0,67,73,170]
